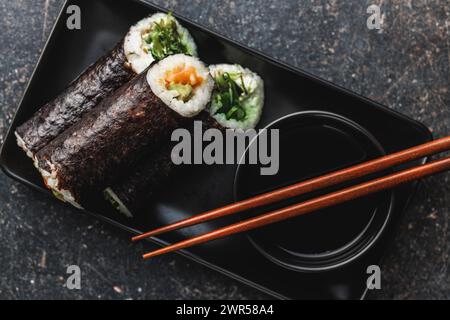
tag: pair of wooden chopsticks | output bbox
[133,136,450,260]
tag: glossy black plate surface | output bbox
[0,0,432,299]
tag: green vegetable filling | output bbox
[52,190,65,202]
[212,72,249,121]
[169,82,193,102]
[104,189,121,212]
[143,13,190,61]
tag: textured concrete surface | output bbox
[0,0,449,300]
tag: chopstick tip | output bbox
[142,251,160,260]
[131,235,142,242]
[132,230,160,242]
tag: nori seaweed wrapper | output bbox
[105,112,224,215]
[16,40,135,156]
[35,71,189,206]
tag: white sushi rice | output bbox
[36,160,83,209]
[15,131,34,159]
[209,64,264,130]
[124,13,198,74]
[147,54,214,118]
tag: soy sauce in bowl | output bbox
[234,111,395,272]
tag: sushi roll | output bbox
[124,12,197,74]
[104,64,265,217]
[15,12,197,159]
[208,64,264,130]
[34,54,213,209]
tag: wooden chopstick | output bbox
[132,136,450,242]
[142,156,450,259]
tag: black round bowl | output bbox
[234,111,395,272]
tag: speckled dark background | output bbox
[0,0,448,300]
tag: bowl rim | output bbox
[233,110,396,273]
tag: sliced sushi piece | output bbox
[104,64,265,217]
[208,64,264,130]
[34,54,213,209]
[124,12,197,74]
[16,12,197,159]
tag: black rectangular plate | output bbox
[0,0,433,300]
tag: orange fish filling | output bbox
[165,65,203,89]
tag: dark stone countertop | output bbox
[0,0,448,300]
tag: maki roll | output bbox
[104,64,265,217]
[34,54,213,209]
[124,12,197,74]
[209,64,264,130]
[16,12,197,158]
